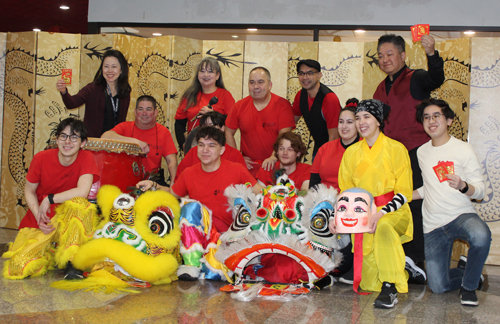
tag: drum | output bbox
[47,137,146,200]
[84,138,146,200]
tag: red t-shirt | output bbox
[256,162,311,189]
[20,149,100,229]
[226,93,295,163]
[111,122,177,172]
[174,88,235,132]
[310,138,361,191]
[175,144,246,182]
[292,90,341,129]
[172,160,257,233]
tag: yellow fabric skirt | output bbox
[2,198,98,280]
[353,207,411,293]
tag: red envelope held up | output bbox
[411,24,430,42]
[62,69,72,85]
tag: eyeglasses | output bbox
[423,113,444,122]
[297,71,319,77]
[57,133,80,142]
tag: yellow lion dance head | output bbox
[61,185,181,289]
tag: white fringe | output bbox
[231,283,264,302]
[224,184,259,220]
[215,231,336,272]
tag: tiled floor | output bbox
[1,227,499,324]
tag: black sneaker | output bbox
[457,255,484,288]
[64,261,84,280]
[339,267,353,285]
[374,282,398,308]
[460,287,479,306]
[405,256,426,284]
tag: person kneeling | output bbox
[2,118,100,280]
[414,99,491,306]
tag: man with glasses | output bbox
[414,99,490,306]
[292,59,342,157]
[3,118,100,280]
[102,95,178,185]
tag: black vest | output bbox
[299,83,333,154]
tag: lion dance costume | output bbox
[178,175,343,295]
[3,197,98,279]
[50,185,182,292]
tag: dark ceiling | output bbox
[0,0,89,34]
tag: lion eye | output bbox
[313,217,324,229]
[242,213,251,224]
[149,210,173,237]
[309,209,333,238]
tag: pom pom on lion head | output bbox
[71,185,182,285]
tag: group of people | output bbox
[3,34,491,310]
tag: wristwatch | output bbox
[48,193,55,204]
[459,182,469,194]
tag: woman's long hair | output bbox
[182,57,226,111]
[93,49,131,98]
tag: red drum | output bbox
[83,138,146,200]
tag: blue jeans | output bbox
[424,213,491,293]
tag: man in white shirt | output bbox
[413,99,491,307]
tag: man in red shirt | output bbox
[3,118,100,280]
[175,111,246,182]
[139,127,262,233]
[225,67,295,177]
[255,132,311,191]
[292,59,342,157]
[102,95,178,185]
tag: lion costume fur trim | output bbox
[72,238,178,284]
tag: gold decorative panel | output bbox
[433,38,471,141]
[34,32,81,154]
[1,32,37,228]
[318,42,364,108]
[469,38,500,265]
[113,35,147,122]
[143,36,173,128]
[242,41,288,99]
[0,33,7,192]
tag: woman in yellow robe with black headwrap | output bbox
[337,99,413,309]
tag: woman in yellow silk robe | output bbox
[338,99,413,298]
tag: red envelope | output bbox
[62,69,72,85]
[433,164,448,182]
[411,24,430,41]
[443,161,454,175]
[411,26,418,42]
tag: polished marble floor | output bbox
[1,227,500,324]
